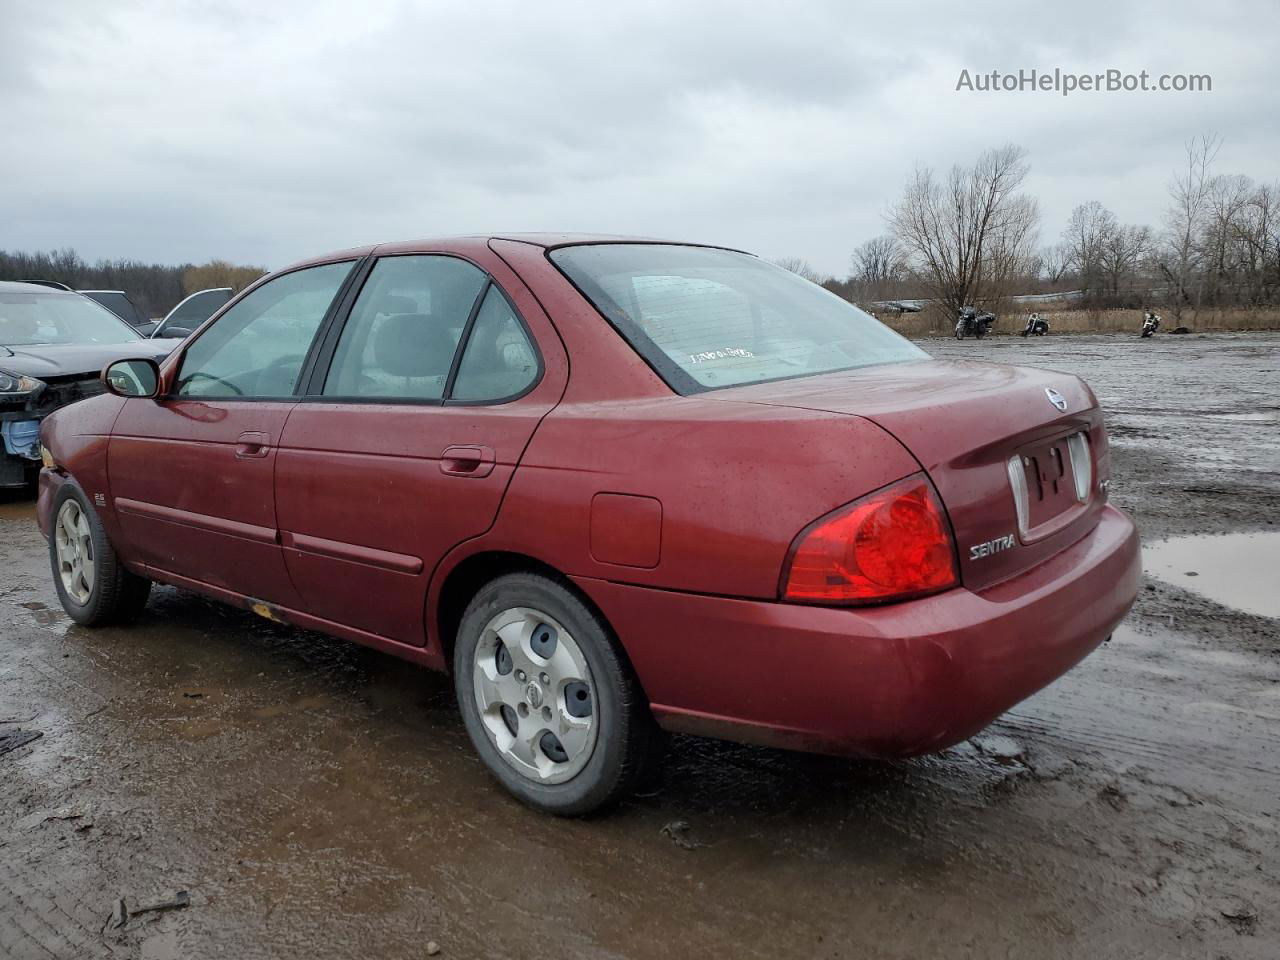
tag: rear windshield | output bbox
[550,244,925,393]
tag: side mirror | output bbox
[163,326,194,339]
[102,358,161,398]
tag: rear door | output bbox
[108,260,358,603]
[274,251,567,645]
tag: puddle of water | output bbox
[1144,532,1280,619]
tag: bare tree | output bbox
[771,256,828,285]
[1208,173,1259,305]
[1234,180,1279,304]
[1037,243,1072,285]
[1160,133,1221,321]
[1099,223,1152,298]
[886,144,1040,319]
[848,235,907,302]
[1061,201,1118,299]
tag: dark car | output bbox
[36,236,1140,815]
[150,287,233,339]
[0,281,178,486]
[78,289,160,336]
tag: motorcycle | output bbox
[955,306,996,340]
[1141,311,1161,338]
[1020,312,1050,337]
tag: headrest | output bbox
[372,313,456,378]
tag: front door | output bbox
[274,252,566,645]
[108,260,358,604]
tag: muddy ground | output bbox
[1,331,1277,959]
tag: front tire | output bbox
[453,572,659,815]
[48,484,151,626]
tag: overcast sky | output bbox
[2,0,1276,276]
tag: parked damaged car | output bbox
[35,237,1140,815]
[1,281,179,486]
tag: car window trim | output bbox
[439,278,492,400]
[166,258,362,403]
[296,256,377,397]
[299,253,545,408]
[443,283,546,407]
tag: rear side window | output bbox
[322,255,486,400]
[449,287,540,401]
[177,261,353,398]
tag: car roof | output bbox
[278,234,753,274]
[0,280,82,294]
[77,289,129,295]
[13,279,72,290]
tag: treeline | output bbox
[0,248,265,318]
[784,135,1278,325]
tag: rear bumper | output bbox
[575,505,1140,757]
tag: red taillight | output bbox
[781,474,959,605]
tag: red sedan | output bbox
[36,236,1140,814]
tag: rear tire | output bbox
[453,572,661,815]
[48,483,151,626]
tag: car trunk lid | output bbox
[707,359,1111,591]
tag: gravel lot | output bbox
[1,331,1277,959]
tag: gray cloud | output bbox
[1,0,1276,276]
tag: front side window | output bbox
[322,255,486,400]
[550,244,926,393]
[176,261,353,398]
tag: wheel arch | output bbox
[432,550,626,680]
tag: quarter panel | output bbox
[482,397,921,599]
